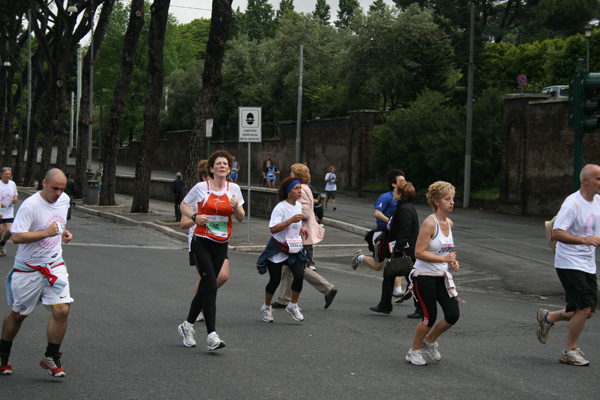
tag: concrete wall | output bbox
[99,110,386,193]
[498,94,600,216]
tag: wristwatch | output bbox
[191,213,197,222]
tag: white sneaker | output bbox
[262,304,274,323]
[207,332,226,351]
[308,265,317,271]
[196,310,204,322]
[0,246,6,256]
[178,322,196,347]
[392,286,404,297]
[560,348,589,366]
[421,340,441,362]
[405,349,427,366]
[286,304,304,321]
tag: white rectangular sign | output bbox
[239,107,262,143]
[205,119,213,138]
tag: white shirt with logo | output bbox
[554,191,600,274]
[11,192,69,265]
[0,180,18,219]
[268,200,303,263]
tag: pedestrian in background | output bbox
[256,176,308,323]
[324,166,337,210]
[0,167,18,256]
[263,160,280,189]
[177,150,245,352]
[64,172,76,220]
[172,172,183,222]
[406,181,460,366]
[536,164,600,366]
[229,156,240,183]
[0,169,73,377]
[260,154,272,187]
[92,163,103,194]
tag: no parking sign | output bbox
[517,74,527,86]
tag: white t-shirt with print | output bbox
[0,180,18,219]
[553,191,600,274]
[268,200,303,263]
[325,172,337,191]
[12,192,69,265]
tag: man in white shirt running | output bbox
[536,164,600,366]
[0,167,18,257]
[0,169,73,377]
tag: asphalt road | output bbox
[1,208,599,399]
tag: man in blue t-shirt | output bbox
[374,169,405,227]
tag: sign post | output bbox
[239,107,262,243]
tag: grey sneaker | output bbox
[262,304,274,323]
[195,310,204,322]
[536,308,554,344]
[405,349,427,366]
[351,250,362,270]
[560,348,589,366]
[421,340,441,362]
[207,332,226,351]
[178,322,197,347]
[286,304,304,321]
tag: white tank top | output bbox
[413,214,455,273]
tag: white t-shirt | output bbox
[268,200,303,263]
[325,172,337,191]
[12,192,70,265]
[0,180,18,219]
[553,191,600,274]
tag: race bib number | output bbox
[207,215,228,238]
[268,173,275,179]
[286,236,303,253]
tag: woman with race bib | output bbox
[177,150,245,352]
[256,177,309,323]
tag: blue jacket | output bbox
[256,237,307,274]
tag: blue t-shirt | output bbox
[374,191,396,227]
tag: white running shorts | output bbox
[10,264,73,315]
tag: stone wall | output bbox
[107,110,386,193]
[498,94,600,216]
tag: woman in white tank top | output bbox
[405,181,461,366]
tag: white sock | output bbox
[288,302,297,309]
[208,331,217,339]
[357,254,364,262]
[184,321,194,329]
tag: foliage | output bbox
[313,0,331,25]
[246,0,277,41]
[335,0,361,29]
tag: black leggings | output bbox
[266,258,305,295]
[186,236,228,333]
[413,275,460,328]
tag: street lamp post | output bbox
[585,25,593,71]
[87,3,95,166]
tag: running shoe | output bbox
[0,353,11,375]
[395,290,412,304]
[536,308,553,344]
[0,246,6,256]
[560,348,589,366]
[262,304,274,323]
[178,322,197,347]
[40,353,66,377]
[286,304,304,321]
[207,332,226,351]
[405,349,427,366]
[421,340,441,362]
[392,286,404,297]
[351,250,362,270]
[196,310,204,322]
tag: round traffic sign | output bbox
[517,74,527,86]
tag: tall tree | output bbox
[182,0,234,193]
[277,0,295,19]
[131,0,171,213]
[313,0,331,25]
[75,0,115,199]
[100,0,145,206]
[246,0,276,41]
[335,0,360,29]
[369,0,388,14]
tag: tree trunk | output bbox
[74,1,114,199]
[23,53,46,187]
[100,0,145,206]
[183,0,233,193]
[130,0,171,213]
